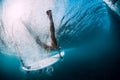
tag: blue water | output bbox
[0,0,120,80]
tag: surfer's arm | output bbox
[36,37,53,50]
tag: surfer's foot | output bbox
[58,51,63,59]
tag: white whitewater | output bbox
[103,0,120,16]
[0,0,66,70]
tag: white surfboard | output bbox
[22,51,64,71]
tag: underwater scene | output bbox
[0,0,120,80]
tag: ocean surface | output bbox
[0,0,120,80]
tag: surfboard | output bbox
[22,51,64,71]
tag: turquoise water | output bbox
[0,0,120,80]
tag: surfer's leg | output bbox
[46,10,58,48]
[46,10,63,59]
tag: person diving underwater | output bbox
[36,10,63,59]
[18,10,63,71]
